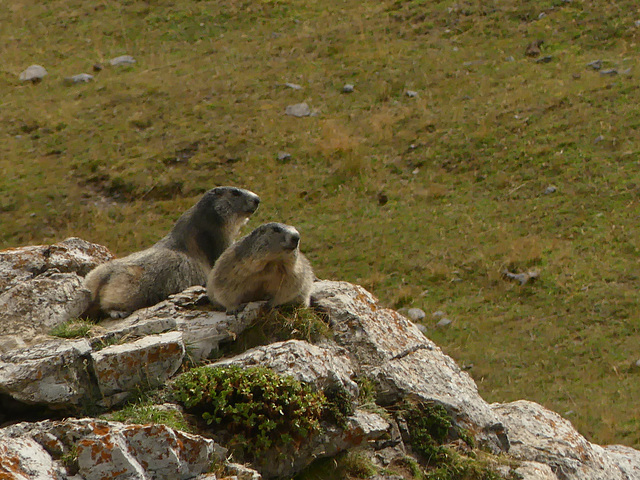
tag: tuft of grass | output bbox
[49,319,96,339]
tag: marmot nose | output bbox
[287,234,300,250]
[248,196,260,212]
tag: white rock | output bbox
[63,73,94,85]
[285,102,311,117]
[19,65,47,82]
[406,308,426,321]
[109,55,136,66]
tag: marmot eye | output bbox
[272,225,282,233]
[232,190,241,197]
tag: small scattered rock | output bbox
[536,55,553,64]
[285,102,311,117]
[525,40,543,57]
[505,56,515,62]
[93,64,103,72]
[432,310,446,319]
[19,65,47,83]
[587,60,602,70]
[406,308,426,322]
[436,317,452,328]
[277,152,292,162]
[63,73,94,86]
[284,82,303,90]
[633,359,640,370]
[342,83,355,93]
[416,324,427,334]
[405,90,418,98]
[538,12,546,19]
[502,270,539,286]
[600,68,618,76]
[594,135,605,144]
[109,55,136,66]
[635,20,640,27]
[543,185,557,195]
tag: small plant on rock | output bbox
[172,365,325,460]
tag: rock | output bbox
[19,65,47,82]
[91,331,185,406]
[63,73,94,85]
[0,434,64,479]
[224,462,263,480]
[415,323,427,334]
[1,418,225,480]
[544,185,557,194]
[406,308,425,322]
[0,338,92,409]
[497,461,559,480]
[432,310,446,319]
[109,55,136,66]
[0,271,91,346]
[536,55,553,64]
[0,237,114,295]
[525,40,543,57]
[594,135,605,144]
[311,280,509,452]
[600,68,618,76]
[277,151,292,162]
[493,400,640,480]
[342,83,355,93]
[436,317,452,327]
[93,63,103,72]
[405,90,418,97]
[587,60,602,70]
[283,82,302,90]
[211,339,359,397]
[285,102,311,117]
[502,270,539,286]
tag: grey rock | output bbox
[405,90,418,97]
[502,270,539,286]
[432,310,446,319]
[594,135,605,143]
[505,55,515,62]
[277,151,292,162]
[284,82,302,90]
[544,185,557,194]
[536,55,553,64]
[342,83,355,93]
[406,307,426,322]
[416,323,427,334]
[63,73,94,85]
[587,60,602,70]
[436,317,452,327]
[109,55,136,66]
[600,68,618,76]
[285,102,311,117]
[19,64,47,82]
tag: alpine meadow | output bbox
[1,0,639,449]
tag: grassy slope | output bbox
[1,0,639,447]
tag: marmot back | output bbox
[207,222,314,312]
[84,186,260,318]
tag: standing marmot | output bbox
[207,222,314,312]
[84,186,260,317]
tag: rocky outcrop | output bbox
[0,238,639,479]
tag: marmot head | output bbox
[241,222,301,259]
[196,186,260,226]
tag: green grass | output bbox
[2,0,639,448]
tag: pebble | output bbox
[536,55,553,64]
[636,20,640,27]
[587,60,602,70]
[505,56,515,62]
[544,185,557,195]
[19,64,47,82]
[407,308,426,322]
[285,102,311,117]
[600,69,618,76]
[432,310,446,319]
[342,83,355,93]
[594,135,605,144]
[405,90,418,98]
[277,152,292,162]
[284,82,302,90]
[635,359,640,368]
[109,55,136,66]
[436,318,452,328]
[93,64,103,72]
[416,324,427,334]
[63,73,94,85]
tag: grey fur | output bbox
[84,187,260,317]
[207,222,314,312]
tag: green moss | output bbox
[172,365,325,460]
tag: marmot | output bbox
[84,186,260,318]
[207,222,314,313]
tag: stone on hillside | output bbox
[406,307,425,322]
[342,83,355,93]
[0,434,64,479]
[587,60,603,70]
[432,310,446,319]
[109,55,136,66]
[63,73,94,85]
[405,90,418,97]
[91,331,185,406]
[277,151,292,162]
[19,64,47,82]
[223,463,263,480]
[492,400,640,480]
[285,102,311,117]
[544,185,557,194]
[0,237,113,294]
[536,55,553,64]
[436,317,452,327]
[501,461,558,480]
[311,280,508,452]
[284,82,302,90]
[212,339,359,397]
[0,339,92,410]
[0,272,91,348]
[1,418,225,480]
[600,68,618,76]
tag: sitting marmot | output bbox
[84,186,260,317]
[207,222,314,313]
